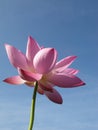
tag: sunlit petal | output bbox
[3,75,25,85]
[55,56,77,72]
[26,36,40,62]
[55,68,79,75]
[5,44,28,70]
[60,68,79,75]
[33,48,57,74]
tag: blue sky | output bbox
[0,0,98,130]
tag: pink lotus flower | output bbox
[4,36,85,104]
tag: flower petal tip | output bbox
[3,79,6,82]
[81,82,86,86]
[4,43,11,50]
[58,100,63,104]
[28,36,34,41]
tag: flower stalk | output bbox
[28,81,38,130]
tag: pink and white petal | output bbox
[26,36,41,62]
[44,88,63,104]
[33,48,57,74]
[55,56,77,71]
[54,67,79,74]
[5,44,28,70]
[18,69,42,82]
[64,68,79,75]
[47,72,85,88]
[3,75,25,85]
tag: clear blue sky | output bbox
[0,0,98,130]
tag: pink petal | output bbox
[5,44,28,70]
[33,48,57,74]
[3,76,25,85]
[47,72,85,88]
[18,69,42,82]
[54,56,77,72]
[37,87,44,95]
[26,36,41,62]
[63,68,79,75]
[39,81,54,92]
[44,88,63,104]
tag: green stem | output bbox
[28,81,38,130]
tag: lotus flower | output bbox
[4,36,85,104]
